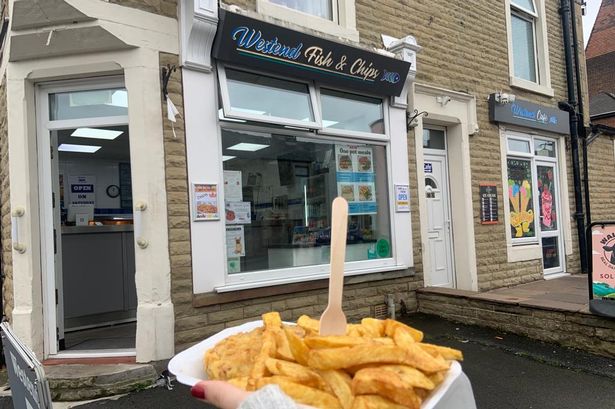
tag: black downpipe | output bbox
[569,1,592,226]
[560,0,588,273]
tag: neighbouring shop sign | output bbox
[588,223,615,318]
[212,10,412,97]
[1,323,52,409]
[479,183,498,225]
[488,94,570,134]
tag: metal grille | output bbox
[373,304,388,320]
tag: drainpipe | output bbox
[569,0,591,226]
[559,0,588,273]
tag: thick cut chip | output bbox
[297,315,320,334]
[274,330,295,361]
[257,376,343,409]
[351,395,409,409]
[305,335,370,349]
[360,318,384,337]
[418,343,464,361]
[352,368,420,409]
[265,358,325,389]
[371,337,395,346]
[392,326,416,348]
[377,364,435,390]
[308,344,449,373]
[430,371,446,387]
[284,327,310,366]
[248,328,276,390]
[319,369,353,409]
[384,319,423,342]
[263,311,282,329]
[227,377,249,390]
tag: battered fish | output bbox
[205,327,264,380]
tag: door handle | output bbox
[134,201,149,249]
[11,207,26,254]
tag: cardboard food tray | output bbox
[168,321,462,409]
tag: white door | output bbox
[424,153,455,288]
[536,161,565,275]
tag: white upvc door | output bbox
[424,150,455,288]
[536,160,565,275]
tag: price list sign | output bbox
[479,183,498,225]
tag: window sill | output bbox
[255,0,359,43]
[192,265,412,307]
[510,77,554,98]
[507,242,542,262]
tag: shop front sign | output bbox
[489,94,570,134]
[212,10,411,97]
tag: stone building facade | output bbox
[0,0,607,366]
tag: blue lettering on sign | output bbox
[424,163,433,173]
[231,26,303,60]
[511,103,555,125]
[71,184,94,193]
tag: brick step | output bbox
[416,288,615,359]
[45,363,158,401]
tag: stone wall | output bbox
[587,136,615,223]
[108,0,177,19]
[0,77,11,322]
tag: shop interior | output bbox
[54,124,136,351]
[221,127,391,274]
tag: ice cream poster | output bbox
[507,159,534,238]
[590,225,615,301]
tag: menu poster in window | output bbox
[226,225,245,258]
[479,183,498,224]
[223,170,243,202]
[225,201,251,224]
[335,144,377,215]
[193,183,219,221]
[69,175,96,207]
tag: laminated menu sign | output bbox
[193,183,219,221]
[226,225,245,258]
[225,202,251,224]
[479,183,498,224]
[335,144,377,215]
[223,170,243,202]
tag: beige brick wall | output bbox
[108,0,177,19]
[0,77,12,322]
[588,136,615,222]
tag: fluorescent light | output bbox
[227,143,268,152]
[58,144,101,153]
[222,155,236,161]
[71,128,123,140]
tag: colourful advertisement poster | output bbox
[507,158,534,239]
[335,144,377,215]
[590,225,615,301]
[193,183,219,221]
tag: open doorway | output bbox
[38,81,136,356]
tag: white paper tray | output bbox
[168,321,473,409]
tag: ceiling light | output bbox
[58,144,101,153]
[222,155,236,161]
[71,128,123,140]
[227,143,269,152]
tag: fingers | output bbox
[191,380,251,409]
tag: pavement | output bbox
[1,312,614,409]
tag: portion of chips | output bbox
[204,312,463,409]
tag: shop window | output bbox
[505,0,552,96]
[49,88,128,121]
[219,68,318,128]
[507,158,536,240]
[221,127,391,275]
[534,139,556,157]
[507,138,531,153]
[270,0,333,20]
[321,89,384,134]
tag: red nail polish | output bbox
[191,383,206,400]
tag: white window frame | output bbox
[256,0,359,43]
[505,0,553,96]
[214,104,401,291]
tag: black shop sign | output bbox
[212,10,411,97]
[489,94,570,134]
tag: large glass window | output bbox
[511,12,537,82]
[49,88,128,121]
[221,128,391,274]
[269,0,333,20]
